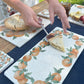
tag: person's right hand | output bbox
[21,5,41,28]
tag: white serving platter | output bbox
[68,4,84,26]
[0,51,14,73]
[4,27,84,84]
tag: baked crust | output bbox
[48,35,65,52]
[4,15,29,31]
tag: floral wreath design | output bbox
[12,29,84,84]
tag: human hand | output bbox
[48,0,70,33]
[21,5,41,28]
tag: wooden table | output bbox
[0,1,48,53]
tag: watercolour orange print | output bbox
[4,27,84,84]
[0,16,50,47]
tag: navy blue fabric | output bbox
[0,17,84,84]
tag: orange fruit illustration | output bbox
[72,35,79,40]
[0,64,2,67]
[31,51,39,56]
[31,47,40,56]
[5,61,8,64]
[40,41,49,47]
[54,30,62,35]
[52,73,61,82]
[75,41,83,46]
[18,62,27,69]
[63,32,70,35]
[69,51,77,58]
[0,26,6,31]
[14,32,24,37]
[7,58,10,61]
[23,55,32,62]
[17,78,28,84]
[33,47,40,52]
[69,49,79,58]
[32,29,36,33]
[72,49,79,55]
[34,80,46,84]
[62,59,72,67]
[14,71,25,80]
[6,31,14,37]
[49,33,55,36]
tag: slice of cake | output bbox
[47,34,65,52]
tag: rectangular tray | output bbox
[4,27,84,84]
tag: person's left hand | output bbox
[48,0,70,33]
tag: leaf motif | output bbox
[33,56,37,60]
[67,53,73,56]
[57,68,64,73]
[46,82,52,84]
[24,61,27,66]
[54,67,58,73]
[13,36,17,40]
[41,50,46,52]
[30,77,35,84]
[61,56,69,59]
[26,72,32,75]
[19,70,24,76]
[48,72,51,77]
[25,33,29,37]
[50,75,55,80]
[13,66,19,69]
[1,32,4,36]
[45,77,51,82]
[23,69,28,72]
[74,45,81,50]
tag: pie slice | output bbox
[47,34,65,52]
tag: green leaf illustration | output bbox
[19,70,24,76]
[1,32,4,36]
[13,36,17,40]
[74,44,81,50]
[33,56,37,60]
[25,33,29,37]
[50,75,55,80]
[30,77,35,84]
[54,67,58,73]
[24,61,27,66]
[46,82,52,84]
[14,66,19,69]
[57,68,64,73]
[45,77,51,82]
[23,69,28,72]
[61,56,69,59]
[79,38,84,43]
[41,50,46,52]
[67,53,73,56]
[26,72,32,75]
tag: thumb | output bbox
[49,9,54,24]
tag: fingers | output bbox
[61,14,70,33]
[49,9,54,24]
